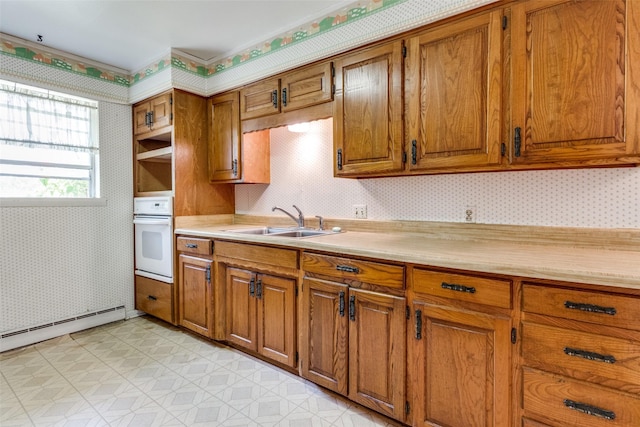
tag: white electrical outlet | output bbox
[465,206,476,223]
[353,204,367,219]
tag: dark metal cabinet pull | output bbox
[564,347,616,364]
[256,279,263,299]
[249,278,255,297]
[349,295,356,321]
[338,291,345,317]
[271,90,278,108]
[564,301,617,316]
[411,140,417,165]
[514,126,521,157]
[185,243,198,248]
[336,265,359,274]
[337,149,343,170]
[415,309,422,340]
[232,159,238,176]
[282,88,287,106]
[147,295,157,301]
[441,282,476,294]
[563,399,615,420]
[148,111,154,126]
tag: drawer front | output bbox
[522,368,640,427]
[216,241,298,270]
[176,237,212,256]
[412,268,511,308]
[135,276,173,323]
[302,252,404,289]
[523,284,640,331]
[522,322,640,391]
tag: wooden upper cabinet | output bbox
[281,61,334,113]
[208,92,241,181]
[133,92,172,135]
[240,77,281,120]
[405,10,503,170]
[510,0,639,164]
[333,41,404,176]
[208,92,270,184]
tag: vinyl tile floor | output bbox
[0,316,402,427]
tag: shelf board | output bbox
[137,146,173,162]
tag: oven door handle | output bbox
[133,218,172,225]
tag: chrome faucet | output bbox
[272,205,304,228]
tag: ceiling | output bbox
[0,0,353,72]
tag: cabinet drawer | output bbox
[522,322,640,392]
[302,253,404,289]
[412,268,511,308]
[523,284,640,331]
[522,368,640,427]
[135,276,173,323]
[176,237,212,256]
[216,241,297,270]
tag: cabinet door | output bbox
[208,92,241,181]
[240,77,281,120]
[333,41,404,176]
[406,10,503,170]
[299,278,349,395]
[511,0,638,164]
[256,274,297,368]
[178,255,213,337]
[348,289,406,421]
[225,267,257,351]
[411,300,511,427]
[134,93,172,135]
[281,62,334,113]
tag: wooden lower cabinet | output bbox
[135,275,173,324]
[299,277,406,421]
[410,300,511,427]
[225,266,297,368]
[177,254,213,337]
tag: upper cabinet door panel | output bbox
[240,77,281,120]
[208,92,241,181]
[333,41,404,176]
[281,62,334,112]
[406,10,503,170]
[511,0,638,163]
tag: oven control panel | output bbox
[134,197,173,216]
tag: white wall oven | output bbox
[133,197,173,283]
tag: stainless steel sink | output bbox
[225,227,336,238]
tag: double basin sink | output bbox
[226,226,337,238]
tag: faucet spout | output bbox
[272,205,305,228]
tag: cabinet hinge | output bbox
[295,286,299,297]
[406,305,410,320]
[402,151,407,164]
[511,327,517,344]
[402,44,407,58]
[405,401,410,415]
[295,351,299,364]
[501,142,506,157]
[331,63,335,77]
[169,96,173,105]
[205,266,211,283]
[502,16,507,30]
[170,112,174,120]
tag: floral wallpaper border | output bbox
[2,0,406,87]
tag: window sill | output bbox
[0,198,108,208]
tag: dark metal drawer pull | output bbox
[563,399,615,420]
[441,282,476,294]
[349,295,356,321]
[249,278,255,297]
[415,309,422,340]
[185,243,198,248]
[147,295,157,301]
[336,265,359,274]
[338,291,345,317]
[564,301,617,316]
[564,347,616,364]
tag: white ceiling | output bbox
[0,0,353,72]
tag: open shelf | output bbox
[137,146,172,162]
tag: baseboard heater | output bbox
[0,305,125,353]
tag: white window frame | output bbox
[0,79,105,207]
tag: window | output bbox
[0,80,99,198]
